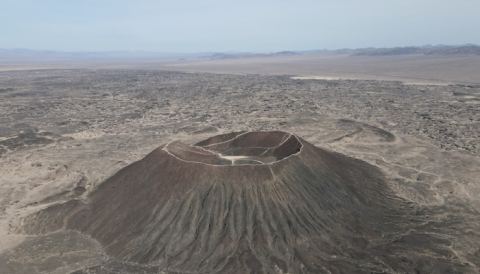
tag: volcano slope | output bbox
[19,131,469,273]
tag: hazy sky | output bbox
[1,0,479,52]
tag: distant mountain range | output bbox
[203,44,480,59]
[345,44,480,56]
[205,51,298,60]
[0,44,478,62]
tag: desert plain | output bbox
[0,53,480,273]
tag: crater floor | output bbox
[165,131,302,165]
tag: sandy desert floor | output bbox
[0,57,479,273]
[2,53,480,85]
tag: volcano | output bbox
[21,131,411,273]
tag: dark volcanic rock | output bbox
[0,132,54,151]
[19,132,472,273]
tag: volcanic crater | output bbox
[20,131,415,273]
[166,131,302,165]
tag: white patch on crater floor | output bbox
[218,154,252,164]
